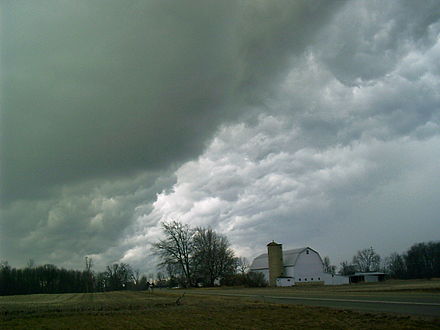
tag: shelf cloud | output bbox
[1,0,439,272]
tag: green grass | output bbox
[1,280,440,329]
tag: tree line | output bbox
[0,259,150,296]
[0,220,265,296]
[3,219,436,295]
[335,241,440,279]
[384,241,440,279]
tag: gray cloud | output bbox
[315,0,440,84]
[131,0,440,269]
[0,170,174,269]
[140,118,440,268]
[1,0,342,202]
[1,0,439,272]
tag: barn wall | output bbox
[251,246,351,286]
[284,266,294,278]
[276,278,294,287]
[323,274,349,285]
[294,249,324,278]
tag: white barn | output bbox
[250,242,348,286]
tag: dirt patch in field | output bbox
[1,291,439,329]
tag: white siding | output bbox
[294,249,323,279]
[284,265,294,278]
[276,278,295,287]
[323,274,349,285]
[250,246,349,286]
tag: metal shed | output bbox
[349,272,386,283]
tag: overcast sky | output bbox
[1,0,439,273]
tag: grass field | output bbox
[1,280,439,329]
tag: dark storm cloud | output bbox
[1,0,236,201]
[0,0,343,202]
[2,0,439,272]
[0,170,174,269]
[1,0,346,269]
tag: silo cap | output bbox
[267,241,281,246]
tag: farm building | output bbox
[349,272,385,283]
[250,241,349,286]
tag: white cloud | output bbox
[133,4,440,266]
[136,115,440,267]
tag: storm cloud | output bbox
[1,0,439,272]
[1,0,341,202]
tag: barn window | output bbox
[305,278,307,281]
[298,278,301,281]
[311,278,313,281]
[306,250,309,254]
[318,277,320,280]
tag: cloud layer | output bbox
[1,0,439,272]
[1,0,341,202]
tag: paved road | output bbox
[187,291,440,317]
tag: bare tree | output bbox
[155,271,167,287]
[323,256,336,275]
[132,269,141,285]
[85,257,93,272]
[405,241,440,279]
[84,257,94,292]
[236,257,250,275]
[352,247,381,272]
[384,252,406,278]
[105,263,133,290]
[339,260,356,275]
[26,259,36,269]
[152,221,194,287]
[192,227,236,286]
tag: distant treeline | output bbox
[2,237,438,296]
[0,220,266,296]
[384,241,440,279]
[0,262,149,296]
[338,241,440,279]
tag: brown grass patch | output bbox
[1,291,439,329]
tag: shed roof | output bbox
[352,272,385,276]
[250,247,315,270]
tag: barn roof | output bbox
[250,247,316,270]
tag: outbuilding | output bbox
[349,272,386,283]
